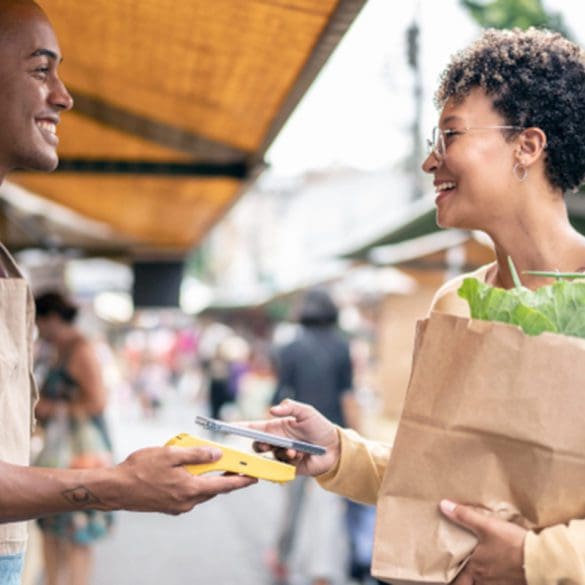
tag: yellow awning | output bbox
[6,0,366,255]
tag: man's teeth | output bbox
[37,121,56,134]
[436,182,456,192]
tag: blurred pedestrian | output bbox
[133,352,168,418]
[197,319,234,419]
[207,340,233,420]
[268,289,359,585]
[34,292,114,585]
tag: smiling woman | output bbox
[245,26,585,585]
[422,87,537,231]
[431,28,585,191]
[371,26,585,585]
[423,27,585,288]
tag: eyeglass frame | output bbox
[426,125,525,160]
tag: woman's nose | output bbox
[421,151,439,174]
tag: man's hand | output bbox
[248,399,340,477]
[439,499,528,585]
[113,446,257,515]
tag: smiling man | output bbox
[0,0,72,176]
[0,2,256,583]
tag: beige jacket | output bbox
[318,262,585,585]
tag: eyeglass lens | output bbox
[427,127,444,159]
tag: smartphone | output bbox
[194,415,326,456]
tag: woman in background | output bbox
[35,291,114,585]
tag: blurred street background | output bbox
[9,0,585,583]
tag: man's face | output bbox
[0,4,73,178]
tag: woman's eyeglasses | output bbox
[426,125,524,160]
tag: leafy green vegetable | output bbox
[457,259,585,338]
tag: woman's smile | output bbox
[434,180,457,204]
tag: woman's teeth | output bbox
[435,182,456,192]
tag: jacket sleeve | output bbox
[316,427,392,505]
[524,521,585,585]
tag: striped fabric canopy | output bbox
[6,0,365,256]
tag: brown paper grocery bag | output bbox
[372,312,585,585]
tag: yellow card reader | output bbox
[165,433,296,484]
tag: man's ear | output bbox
[516,127,547,166]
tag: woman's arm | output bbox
[66,339,107,415]
[250,400,391,504]
[317,426,391,505]
[524,521,585,585]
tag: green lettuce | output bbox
[457,259,585,339]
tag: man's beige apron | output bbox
[0,244,38,555]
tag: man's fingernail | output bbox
[208,448,223,458]
[440,499,457,514]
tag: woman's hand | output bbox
[249,399,340,477]
[440,499,528,585]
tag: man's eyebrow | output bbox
[29,48,61,62]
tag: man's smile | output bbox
[36,118,58,145]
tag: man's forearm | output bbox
[0,461,121,523]
[0,446,259,521]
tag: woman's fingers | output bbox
[270,399,313,421]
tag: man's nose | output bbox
[49,77,74,111]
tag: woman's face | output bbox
[422,87,520,231]
[36,314,58,342]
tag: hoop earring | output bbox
[513,162,528,182]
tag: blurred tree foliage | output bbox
[460,0,571,38]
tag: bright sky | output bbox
[266,0,585,176]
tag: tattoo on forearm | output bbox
[62,486,101,507]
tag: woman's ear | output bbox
[516,127,547,166]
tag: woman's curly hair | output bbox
[436,28,585,192]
